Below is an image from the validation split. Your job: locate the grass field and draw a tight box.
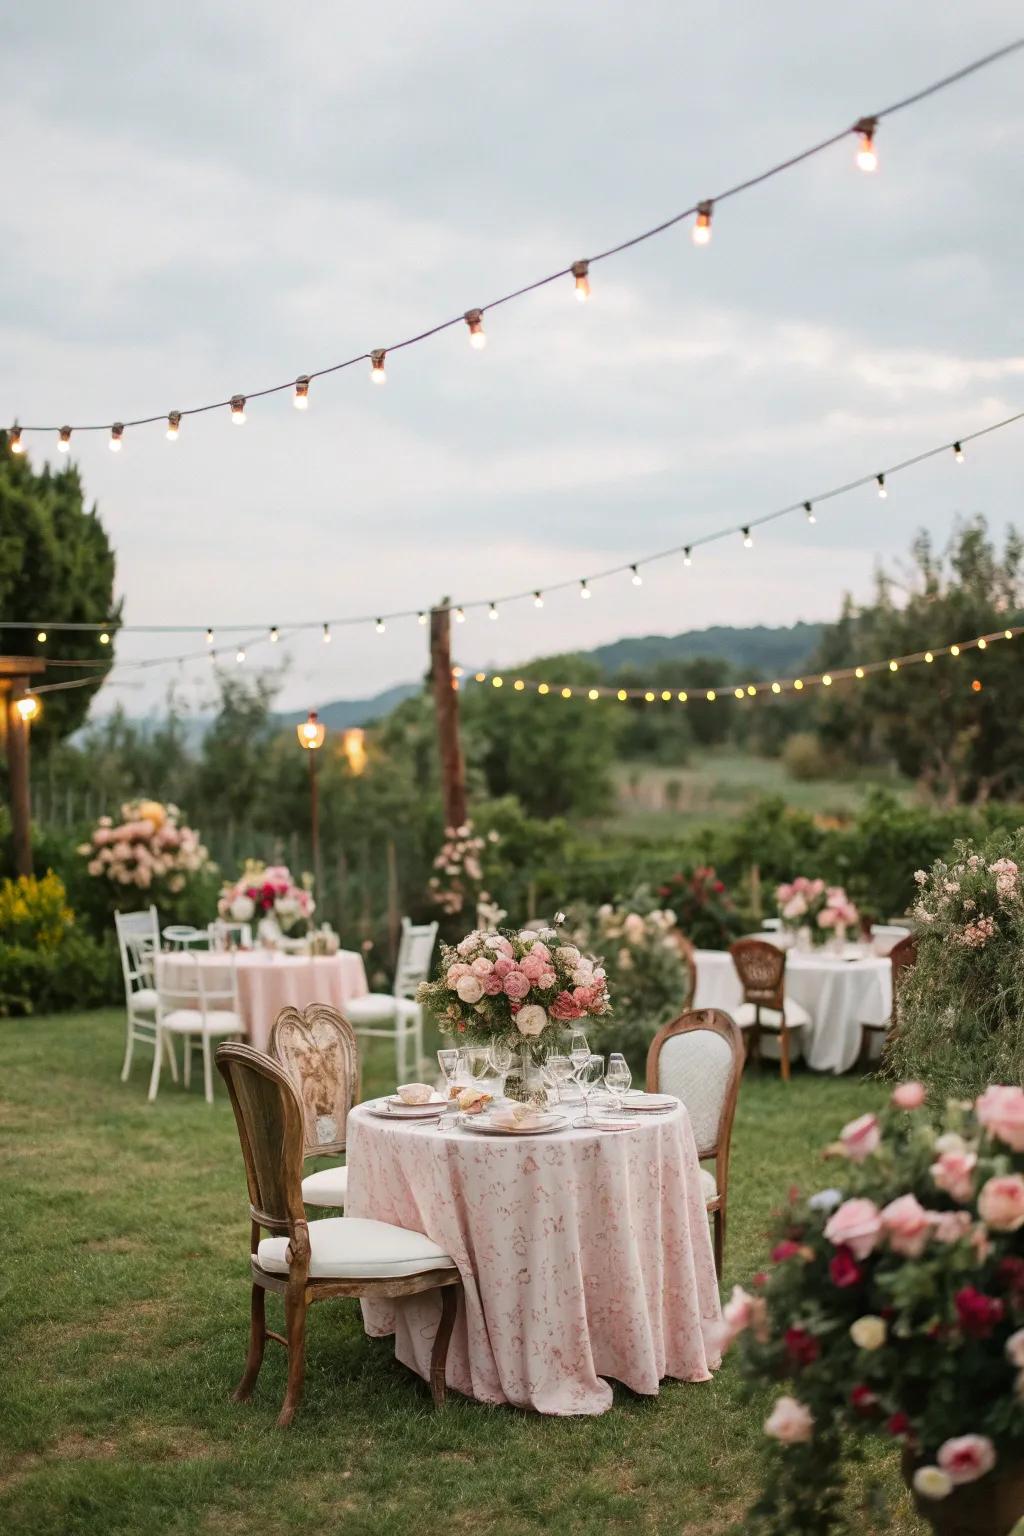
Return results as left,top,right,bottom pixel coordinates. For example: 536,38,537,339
0,1010,928,1535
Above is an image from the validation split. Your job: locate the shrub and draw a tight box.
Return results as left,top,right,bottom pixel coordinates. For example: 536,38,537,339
782,731,833,782
0,872,118,1015
656,865,744,949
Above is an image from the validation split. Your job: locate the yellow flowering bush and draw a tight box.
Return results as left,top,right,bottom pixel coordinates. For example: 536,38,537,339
0,871,114,1015
0,872,75,952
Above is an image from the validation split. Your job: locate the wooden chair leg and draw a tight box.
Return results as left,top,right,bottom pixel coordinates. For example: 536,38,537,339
779,1024,791,1082
278,1289,308,1428
859,1025,874,1073
430,1284,459,1407
233,1280,267,1402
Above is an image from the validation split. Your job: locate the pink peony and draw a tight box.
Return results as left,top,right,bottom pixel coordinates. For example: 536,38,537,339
549,990,584,1022
840,1113,881,1163
445,962,471,989
502,969,531,1001
492,955,515,979
764,1396,814,1445
931,1210,973,1245
536,970,557,989
528,941,550,962
515,1004,548,1037
978,1174,1024,1232
937,1435,996,1487
881,1194,932,1258
571,984,595,1009
481,972,504,996
824,1198,883,1260
892,1081,926,1110
519,951,548,982
976,1085,1024,1152
931,1149,978,1204
455,974,484,1005
469,956,495,978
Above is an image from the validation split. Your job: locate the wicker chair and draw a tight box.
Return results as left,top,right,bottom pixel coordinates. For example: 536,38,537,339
216,1042,461,1426
859,932,919,1070
270,1004,360,1211
729,938,810,1081
646,1008,743,1273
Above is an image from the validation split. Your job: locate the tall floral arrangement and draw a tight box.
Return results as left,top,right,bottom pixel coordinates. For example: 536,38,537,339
219,860,315,934
888,832,1024,1098
78,800,211,904
418,923,611,1053
723,1083,1024,1535
775,877,859,943
427,820,501,918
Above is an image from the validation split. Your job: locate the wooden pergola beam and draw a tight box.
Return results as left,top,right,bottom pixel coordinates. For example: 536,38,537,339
0,656,46,878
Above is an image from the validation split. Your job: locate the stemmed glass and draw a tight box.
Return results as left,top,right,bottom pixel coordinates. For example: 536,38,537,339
437,1048,460,1095
487,1040,513,1096
569,1030,590,1086
437,1048,463,1135
579,1054,605,1097
543,1053,574,1104
605,1053,632,1097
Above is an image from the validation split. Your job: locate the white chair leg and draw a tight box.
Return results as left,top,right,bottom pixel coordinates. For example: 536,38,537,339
201,1034,213,1104
164,1032,179,1082
147,1025,164,1102
183,1036,192,1089
121,1019,135,1082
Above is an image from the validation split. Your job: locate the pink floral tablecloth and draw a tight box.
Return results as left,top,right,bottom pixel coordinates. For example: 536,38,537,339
345,1102,722,1416
156,950,368,1051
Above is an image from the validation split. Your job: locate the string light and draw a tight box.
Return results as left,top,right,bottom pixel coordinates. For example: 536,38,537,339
746,685,756,696
794,679,804,690
742,526,753,548
678,690,688,702
455,607,466,623
972,678,983,692
99,631,110,645
822,674,833,687
370,350,387,384
514,679,525,691
580,580,591,599
58,426,71,452
1006,629,1014,640
617,689,628,701
492,676,503,688
205,628,214,645
10,427,24,454
925,651,934,663
589,688,600,701
236,647,246,663
950,644,960,656
561,687,572,699
706,689,717,702
771,682,782,694
854,115,879,172
538,683,550,695
293,376,310,409
109,422,124,452
166,411,181,441
322,622,331,643
630,564,643,586
977,637,987,650
855,666,865,678
36,630,47,643
953,441,965,462
418,611,428,625
734,687,745,700
804,501,816,524
683,547,692,567
465,309,486,349
693,200,713,245
876,473,887,498
270,625,279,643
534,591,544,608
644,691,655,703
488,603,499,621
375,618,385,633
571,259,591,301
230,395,247,425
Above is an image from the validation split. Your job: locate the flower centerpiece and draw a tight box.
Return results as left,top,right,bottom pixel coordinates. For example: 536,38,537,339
657,865,742,949
723,1082,1024,1535
418,923,611,1092
218,860,315,941
775,877,860,946
79,800,211,905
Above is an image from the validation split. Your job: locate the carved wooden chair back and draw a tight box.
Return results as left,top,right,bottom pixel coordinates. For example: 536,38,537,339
216,1043,307,1241
269,1004,360,1159
730,938,786,1010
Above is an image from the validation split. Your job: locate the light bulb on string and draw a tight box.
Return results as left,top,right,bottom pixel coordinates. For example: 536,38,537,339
977,637,987,650
322,623,332,644
454,607,466,624
205,628,214,645
855,667,865,679
683,547,692,567
99,631,111,646
269,625,279,644
293,376,310,409
58,426,72,452
950,645,960,657
1006,630,1014,641
854,116,878,172
804,501,816,524
925,651,934,663
109,422,124,452
464,309,486,349
742,526,753,549
533,591,544,608
876,473,887,499
580,579,591,599
375,618,385,634
230,395,247,425
692,200,713,245
236,648,246,663
953,441,965,463
889,660,899,672
488,603,499,621
571,259,591,302
36,630,47,643
166,411,181,441
630,564,643,586
10,427,24,454
417,611,427,626
370,350,387,384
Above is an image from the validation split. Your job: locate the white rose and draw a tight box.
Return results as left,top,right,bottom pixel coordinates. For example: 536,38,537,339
555,945,580,966
572,962,595,986
456,974,484,1004
537,928,557,941
457,932,483,956
913,1466,953,1501
518,929,538,943
850,1315,887,1351
230,895,255,922
515,1004,548,1037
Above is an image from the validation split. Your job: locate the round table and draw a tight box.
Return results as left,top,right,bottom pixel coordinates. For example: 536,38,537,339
155,949,368,1051
344,1100,722,1416
693,946,892,1074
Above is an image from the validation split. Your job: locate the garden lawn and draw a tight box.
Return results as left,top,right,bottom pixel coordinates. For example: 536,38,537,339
1,1009,927,1536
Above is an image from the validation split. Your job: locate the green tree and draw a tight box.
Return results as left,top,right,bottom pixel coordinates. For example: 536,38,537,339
0,432,120,745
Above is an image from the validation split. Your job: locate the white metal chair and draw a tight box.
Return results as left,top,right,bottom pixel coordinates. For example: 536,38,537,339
115,907,177,1084
345,918,438,1081
646,1008,744,1274
208,920,253,950
150,951,246,1104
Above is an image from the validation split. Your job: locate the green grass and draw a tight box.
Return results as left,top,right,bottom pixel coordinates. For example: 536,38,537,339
0,1010,927,1535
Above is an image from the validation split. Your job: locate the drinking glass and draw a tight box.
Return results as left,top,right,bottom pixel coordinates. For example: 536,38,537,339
569,1031,591,1082
488,1041,513,1075
606,1053,632,1096
437,1048,460,1092
543,1053,575,1101
579,1053,604,1096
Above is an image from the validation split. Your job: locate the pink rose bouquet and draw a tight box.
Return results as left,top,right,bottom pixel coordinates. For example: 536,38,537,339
78,800,211,904
218,859,315,933
724,1083,1024,1533
775,876,860,944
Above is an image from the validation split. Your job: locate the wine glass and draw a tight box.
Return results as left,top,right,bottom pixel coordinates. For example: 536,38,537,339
606,1053,632,1097
543,1053,574,1102
579,1053,604,1097
488,1040,513,1075
437,1048,460,1095
569,1030,590,1083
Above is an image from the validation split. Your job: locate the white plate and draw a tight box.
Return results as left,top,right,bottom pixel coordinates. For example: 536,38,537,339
387,1091,447,1107
623,1092,677,1112
366,1099,445,1119
461,1112,569,1136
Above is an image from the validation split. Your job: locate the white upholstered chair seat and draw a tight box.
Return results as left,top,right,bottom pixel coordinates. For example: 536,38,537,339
160,1008,244,1036
345,993,419,1025
301,1165,349,1207
130,987,158,1013
257,1216,455,1280
734,998,811,1030
700,1167,718,1204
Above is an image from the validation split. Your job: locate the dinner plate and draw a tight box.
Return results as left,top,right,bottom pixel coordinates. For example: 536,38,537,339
366,1098,445,1119
623,1092,677,1112
461,1111,569,1136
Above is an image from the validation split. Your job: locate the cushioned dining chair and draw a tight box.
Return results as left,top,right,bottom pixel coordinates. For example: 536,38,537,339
346,917,438,1081
114,907,175,1083
646,1009,743,1274
270,1004,360,1212
150,950,246,1103
859,931,919,1070
729,938,810,1082
216,1042,461,1427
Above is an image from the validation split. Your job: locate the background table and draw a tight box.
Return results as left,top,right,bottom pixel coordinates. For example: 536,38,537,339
156,949,368,1051
693,946,891,1074
345,1101,721,1416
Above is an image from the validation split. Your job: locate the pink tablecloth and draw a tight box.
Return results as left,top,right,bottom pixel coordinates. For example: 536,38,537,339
156,950,368,1051
345,1102,722,1416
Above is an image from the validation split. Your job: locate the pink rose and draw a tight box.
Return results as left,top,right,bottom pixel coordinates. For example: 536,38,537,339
482,972,504,996
840,1113,881,1163
455,974,484,1004
571,985,595,1009
519,951,548,982
931,1210,972,1244
446,963,470,989
492,955,514,978
484,934,513,957
710,1285,769,1353
976,1085,1024,1152
502,969,530,1001
764,1396,814,1445
931,1149,977,1204
528,941,550,962
937,1435,996,1486
824,1198,882,1260
978,1174,1024,1232
549,990,584,1022
515,1004,548,1037
881,1194,931,1258
1006,1330,1024,1369
470,956,495,978
891,1081,926,1110
536,970,557,989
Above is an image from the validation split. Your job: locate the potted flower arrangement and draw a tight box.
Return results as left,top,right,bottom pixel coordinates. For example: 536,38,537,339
78,800,211,909
775,877,860,948
720,1082,1024,1535
657,865,742,950
219,860,315,942
418,922,611,1091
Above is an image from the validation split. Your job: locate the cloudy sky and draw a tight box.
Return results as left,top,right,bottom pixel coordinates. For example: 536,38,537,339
3,4,1023,716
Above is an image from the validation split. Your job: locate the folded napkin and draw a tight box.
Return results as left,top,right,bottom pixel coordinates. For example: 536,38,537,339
488,1103,547,1131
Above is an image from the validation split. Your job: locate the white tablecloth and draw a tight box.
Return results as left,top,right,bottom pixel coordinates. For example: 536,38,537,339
693,947,892,1074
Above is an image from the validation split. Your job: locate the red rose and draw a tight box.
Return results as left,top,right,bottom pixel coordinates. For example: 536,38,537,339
772,1240,802,1263
829,1247,863,1288
887,1413,911,1438
784,1327,820,1368
752,1272,768,1290
955,1286,1005,1339
850,1385,878,1416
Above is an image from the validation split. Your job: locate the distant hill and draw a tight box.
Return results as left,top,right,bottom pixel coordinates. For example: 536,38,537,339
276,681,420,732
586,622,823,678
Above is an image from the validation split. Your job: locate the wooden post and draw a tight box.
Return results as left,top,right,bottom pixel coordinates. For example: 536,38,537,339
429,603,468,831
0,657,46,879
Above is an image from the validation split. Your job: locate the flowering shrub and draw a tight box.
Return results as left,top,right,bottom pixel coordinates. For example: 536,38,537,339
427,820,500,918
219,860,314,934
418,922,610,1053
775,876,859,943
656,865,742,949
78,801,211,905
569,890,689,1070
0,872,115,1015
888,831,1024,1098
725,1084,1024,1534
0,871,74,952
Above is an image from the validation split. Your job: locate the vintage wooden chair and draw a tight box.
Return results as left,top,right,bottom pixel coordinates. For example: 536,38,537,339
859,931,919,1070
673,931,698,1009
345,917,438,1081
646,1009,743,1274
269,1004,360,1211
729,938,810,1081
216,1043,460,1427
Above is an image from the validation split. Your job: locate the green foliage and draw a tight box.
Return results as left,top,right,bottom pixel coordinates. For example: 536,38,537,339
0,872,116,1014
654,865,745,949
0,432,120,744
782,731,834,782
